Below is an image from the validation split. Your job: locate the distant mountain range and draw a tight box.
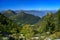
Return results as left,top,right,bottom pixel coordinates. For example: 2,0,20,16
1,10,57,17
0,10,41,25
15,10,57,17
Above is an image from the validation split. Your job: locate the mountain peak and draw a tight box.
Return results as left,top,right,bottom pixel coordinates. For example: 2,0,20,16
2,10,16,17
5,9,16,14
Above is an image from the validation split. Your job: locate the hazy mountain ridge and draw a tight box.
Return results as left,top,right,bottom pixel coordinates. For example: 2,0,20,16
1,10,57,17
15,10,57,17
9,11,41,24
0,10,41,25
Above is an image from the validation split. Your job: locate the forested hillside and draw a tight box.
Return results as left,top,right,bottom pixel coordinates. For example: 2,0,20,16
0,10,60,40
9,11,41,25
0,13,21,38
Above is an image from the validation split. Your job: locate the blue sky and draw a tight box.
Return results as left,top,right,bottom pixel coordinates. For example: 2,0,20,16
0,0,60,11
